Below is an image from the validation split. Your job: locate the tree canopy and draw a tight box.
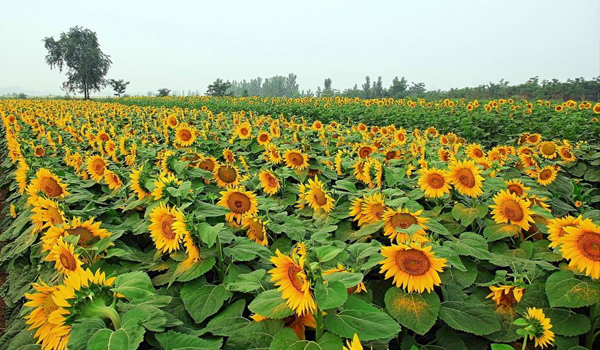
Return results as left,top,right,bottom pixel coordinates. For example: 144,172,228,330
43,26,112,99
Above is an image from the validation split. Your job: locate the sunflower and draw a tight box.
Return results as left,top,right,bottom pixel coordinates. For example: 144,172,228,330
418,168,451,198
528,195,551,212
448,160,484,197
242,215,269,246
490,190,535,230
360,193,387,224
167,114,178,128
197,155,217,172
353,159,368,182
104,170,122,190
343,334,363,350
15,159,30,194
34,145,46,157
538,141,557,159
536,166,557,186
213,163,241,188
175,123,196,146
505,179,530,197
27,168,69,201
42,217,111,252
130,165,151,199
218,187,258,224
152,173,182,200
269,247,316,316
31,197,65,233
235,122,252,139
466,143,486,160
349,197,369,226
322,264,367,293
24,281,72,350
561,219,600,279
526,133,542,145
557,146,576,163
357,144,376,158
547,215,581,249
259,170,280,195
284,149,310,171
379,243,447,293
382,207,429,243
257,131,271,145
304,177,335,213
523,308,555,348
149,203,188,254
265,144,283,164
223,148,236,163
251,313,316,340
45,237,83,276
486,285,524,308
86,155,107,182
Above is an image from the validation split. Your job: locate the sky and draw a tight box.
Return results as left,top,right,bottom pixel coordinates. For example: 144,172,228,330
1,0,599,96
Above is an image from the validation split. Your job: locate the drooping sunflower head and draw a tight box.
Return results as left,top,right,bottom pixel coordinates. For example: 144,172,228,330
259,170,280,195
537,166,557,186
104,170,123,190
524,307,555,349
284,149,310,171
213,163,241,188
149,203,188,254
504,179,530,197
547,215,581,249
304,177,335,213
382,207,429,244
218,187,258,224
561,219,600,279
86,155,107,182
130,165,152,200
379,243,447,293
418,167,451,198
448,160,484,197
361,193,387,224
486,285,524,308
197,155,217,172
152,173,183,200
242,214,269,246
490,190,535,231
268,249,316,316
28,168,69,201
45,237,82,276
31,197,65,233
42,216,111,252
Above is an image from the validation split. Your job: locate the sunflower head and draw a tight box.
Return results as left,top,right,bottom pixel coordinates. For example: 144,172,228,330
149,203,188,254
268,247,316,316
242,215,269,246
86,155,107,182
304,177,335,213
213,163,241,188
382,207,429,244
490,190,535,230
418,168,451,198
522,307,555,349
505,179,530,197
175,123,196,146
45,237,82,276
218,187,258,224
537,166,557,186
486,285,524,308
284,149,310,170
259,170,280,196
448,160,484,198
28,168,69,201
561,219,600,279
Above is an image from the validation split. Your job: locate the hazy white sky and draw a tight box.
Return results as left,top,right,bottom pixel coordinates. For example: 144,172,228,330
1,0,599,96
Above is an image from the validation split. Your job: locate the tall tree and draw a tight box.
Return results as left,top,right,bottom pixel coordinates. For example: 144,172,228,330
362,76,371,99
322,78,334,97
43,26,112,99
107,79,129,97
389,76,408,98
157,88,171,97
206,79,232,96
373,76,384,98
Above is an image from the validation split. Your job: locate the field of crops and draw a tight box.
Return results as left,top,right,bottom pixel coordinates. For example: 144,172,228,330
0,98,599,350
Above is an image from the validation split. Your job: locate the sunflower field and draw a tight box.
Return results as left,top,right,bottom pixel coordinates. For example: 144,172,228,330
0,98,599,350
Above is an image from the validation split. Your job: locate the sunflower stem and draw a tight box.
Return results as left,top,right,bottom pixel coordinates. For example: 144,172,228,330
315,306,324,341
82,301,122,330
215,233,225,283
585,303,598,349
521,335,528,350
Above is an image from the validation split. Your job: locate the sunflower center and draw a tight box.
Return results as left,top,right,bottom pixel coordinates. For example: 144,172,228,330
507,184,524,196
391,213,418,229
92,159,105,175
99,133,110,142
40,177,63,197
240,128,249,136
372,204,386,220
539,169,552,180
561,149,573,158
199,159,215,172
228,192,251,213
427,174,445,189
473,149,484,158
503,200,524,221
578,232,600,261
35,147,45,156
218,166,238,183
160,215,176,239
499,290,517,307
47,207,63,225
248,221,265,240
67,227,96,247
456,168,475,188
288,152,305,166
59,251,77,271
266,175,278,187
541,143,556,155
43,294,59,316
259,134,269,142
311,188,328,206
359,147,372,158
396,249,431,276
287,265,305,292
386,151,398,160
179,129,192,142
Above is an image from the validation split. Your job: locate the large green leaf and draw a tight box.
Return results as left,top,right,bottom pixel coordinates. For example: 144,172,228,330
155,330,222,350
180,279,228,323
545,271,600,308
452,203,487,226
444,232,491,260
269,329,343,350
248,289,295,319
544,308,591,337
315,281,347,310
385,288,440,335
325,296,401,341
439,300,500,336
113,271,157,303
225,269,266,293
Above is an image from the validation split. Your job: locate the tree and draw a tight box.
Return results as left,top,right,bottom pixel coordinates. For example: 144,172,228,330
107,79,129,97
362,76,371,99
389,76,408,98
372,76,384,98
322,78,334,97
206,79,232,96
157,88,171,97
43,26,112,99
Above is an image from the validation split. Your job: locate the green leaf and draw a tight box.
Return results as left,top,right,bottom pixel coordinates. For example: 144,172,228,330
315,281,348,310
325,296,401,341
197,222,224,248
87,329,129,350
544,308,591,336
490,344,515,350
113,271,156,303
444,232,491,260
452,203,487,226
483,222,521,242
269,216,307,241
203,300,250,336
440,257,477,289
316,246,343,263
180,279,228,323
545,271,600,308
156,330,222,350
334,179,358,193
439,300,501,336
427,218,450,236
69,318,107,350
224,237,272,262
195,201,230,217
269,329,343,350
248,289,295,319
173,256,216,283
323,272,363,288
226,269,266,293
385,288,440,335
